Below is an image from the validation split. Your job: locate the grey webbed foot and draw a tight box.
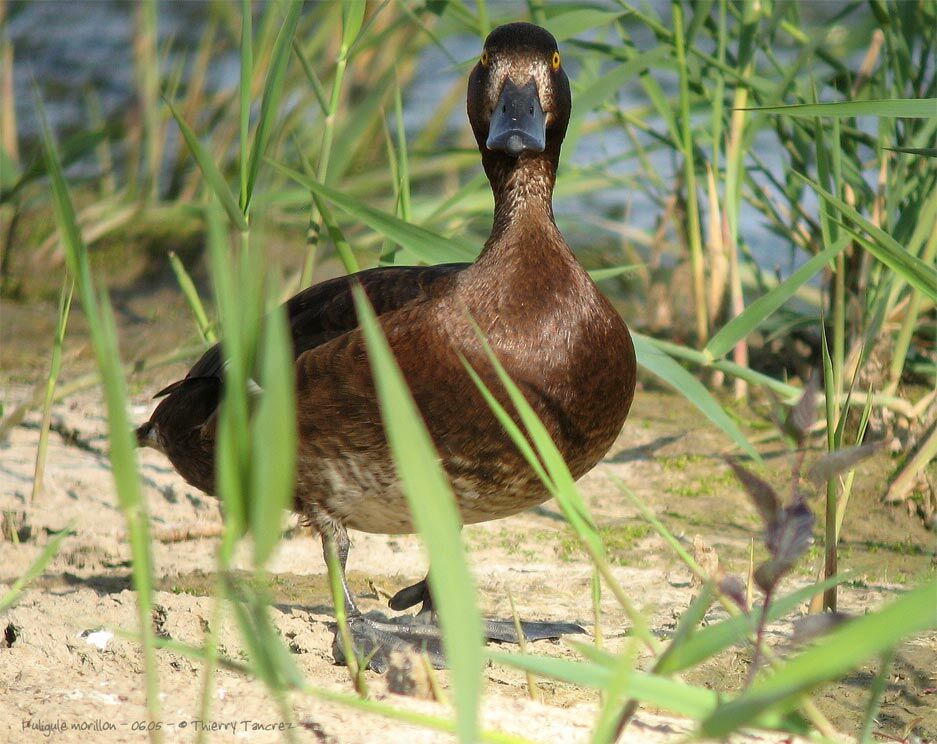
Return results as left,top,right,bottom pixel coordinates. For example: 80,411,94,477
386,574,586,645
327,546,584,673
482,618,586,643
330,613,584,674
331,614,446,673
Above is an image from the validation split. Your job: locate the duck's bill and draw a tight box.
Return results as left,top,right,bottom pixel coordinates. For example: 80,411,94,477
486,79,546,156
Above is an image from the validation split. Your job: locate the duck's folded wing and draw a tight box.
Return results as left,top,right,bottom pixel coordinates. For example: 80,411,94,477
155,262,467,397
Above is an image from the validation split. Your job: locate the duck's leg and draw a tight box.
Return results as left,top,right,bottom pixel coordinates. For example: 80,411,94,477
325,525,359,614
323,528,446,672
389,573,586,643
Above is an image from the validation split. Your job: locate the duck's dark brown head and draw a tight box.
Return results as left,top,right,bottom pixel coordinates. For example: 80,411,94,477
467,23,571,233
467,23,571,166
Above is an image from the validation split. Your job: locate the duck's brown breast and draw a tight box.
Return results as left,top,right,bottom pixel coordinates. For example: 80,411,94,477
290,252,635,534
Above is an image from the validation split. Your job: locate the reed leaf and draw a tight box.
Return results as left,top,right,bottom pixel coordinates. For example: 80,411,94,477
238,0,252,210
587,264,642,282
353,286,482,744
0,525,74,613
632,333,760,460
40,100,163,739
248,304,296,567
165,97,248,231
270,160,477,262
654,574,853,675
168,251,215,344
705,237,849,360
341,0,366,52
700,580,937,737
31,276,73,502
791,171,937,300
244,1,301,211
543,9,629,41
745,98,937,117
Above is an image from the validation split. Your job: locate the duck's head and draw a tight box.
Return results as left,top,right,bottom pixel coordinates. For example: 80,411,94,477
467,23,571,163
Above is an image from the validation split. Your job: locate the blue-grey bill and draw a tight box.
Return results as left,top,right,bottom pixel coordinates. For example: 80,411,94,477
486,78,546,156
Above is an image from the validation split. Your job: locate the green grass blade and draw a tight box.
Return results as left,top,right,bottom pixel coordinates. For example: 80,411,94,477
341,0,366,53
0,128,108,203
168,251,216,344
270,159,477,262
144,630,531,743
673,0,708,343
587,264,643,282
700,580,937,738
463,329,601,552
206,202,248,536
461,324,656,650
31,276,74,502
238,0,252,211
40,101,163,738
543,9,629,41
791,170,937,300
458,358,552,488
249,303,296,566
705,237,849,360
291,39,328,113
393,78,412,223
244,0,301,210
610,474,706,579
0,525,74,612
574,49,670,117
654,574,853,675
858,650,896,744
834,218,937,302
611,471,855,677
312,192,360,274
744,99,937,117
884,146,937,157
352,286,482,744
632,333,760,461
652,581,717,670
487,651,719,719
324,538,366,693
590,639,639,744
165,97,248,231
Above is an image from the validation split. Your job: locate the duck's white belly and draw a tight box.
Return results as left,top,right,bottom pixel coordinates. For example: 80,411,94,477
301,456,550,534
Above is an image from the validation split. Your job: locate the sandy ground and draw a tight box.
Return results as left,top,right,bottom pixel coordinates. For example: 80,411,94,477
1,378,934,743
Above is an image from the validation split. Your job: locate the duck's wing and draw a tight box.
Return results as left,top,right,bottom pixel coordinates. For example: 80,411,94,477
155,262,467,397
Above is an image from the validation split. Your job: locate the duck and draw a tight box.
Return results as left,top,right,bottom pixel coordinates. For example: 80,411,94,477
137,21,636,671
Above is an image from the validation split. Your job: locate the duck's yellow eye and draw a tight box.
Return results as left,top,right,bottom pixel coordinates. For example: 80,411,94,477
551,51,561,70
480,50,489,67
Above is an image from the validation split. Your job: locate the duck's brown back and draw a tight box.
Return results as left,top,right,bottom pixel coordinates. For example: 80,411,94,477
140,264,464,500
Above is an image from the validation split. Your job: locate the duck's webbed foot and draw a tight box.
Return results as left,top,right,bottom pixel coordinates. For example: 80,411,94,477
323,533,447,673
331,614,446,674
332,597,583,674
480,617,586,642
387,574,587,644
327,542,585,674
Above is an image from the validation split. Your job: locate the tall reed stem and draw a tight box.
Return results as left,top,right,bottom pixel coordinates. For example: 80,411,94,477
135,0,160,200
673,1,708,343
301,8,356,287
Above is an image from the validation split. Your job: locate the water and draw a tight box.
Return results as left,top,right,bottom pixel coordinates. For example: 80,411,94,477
6,1,871,276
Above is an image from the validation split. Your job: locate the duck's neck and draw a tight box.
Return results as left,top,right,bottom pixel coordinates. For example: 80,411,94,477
482,150,560,247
